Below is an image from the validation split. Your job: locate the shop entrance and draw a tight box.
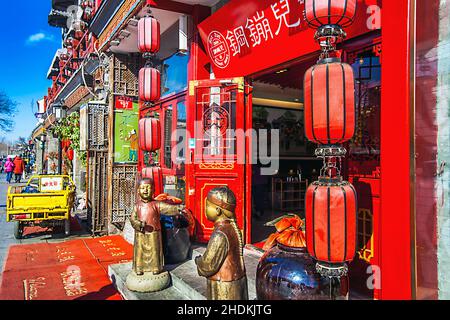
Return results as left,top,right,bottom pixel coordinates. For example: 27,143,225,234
186,78,251,243
249,55,323,245
247,38,382,299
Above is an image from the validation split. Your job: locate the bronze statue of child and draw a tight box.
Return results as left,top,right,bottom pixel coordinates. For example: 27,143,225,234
195,186,248,300
126,177,186,293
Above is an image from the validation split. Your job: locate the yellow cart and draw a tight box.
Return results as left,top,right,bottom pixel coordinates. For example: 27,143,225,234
6,175,76,239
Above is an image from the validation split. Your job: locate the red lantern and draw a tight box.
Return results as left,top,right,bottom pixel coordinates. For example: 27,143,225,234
139,67,161,102
305,0,357,29
138,16,160,54
305,177,357,269
67,149,74,161
139,118,161,152
304,58,355,145
141,166,164,196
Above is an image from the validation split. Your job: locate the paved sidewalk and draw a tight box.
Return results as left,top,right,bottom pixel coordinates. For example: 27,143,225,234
0,173,21,269
0,173,91,275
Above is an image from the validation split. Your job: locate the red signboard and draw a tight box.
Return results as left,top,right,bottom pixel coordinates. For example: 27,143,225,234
198,0,382,78
115,96,133,110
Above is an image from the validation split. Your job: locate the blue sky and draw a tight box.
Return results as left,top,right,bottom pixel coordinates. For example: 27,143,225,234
0,2,61,143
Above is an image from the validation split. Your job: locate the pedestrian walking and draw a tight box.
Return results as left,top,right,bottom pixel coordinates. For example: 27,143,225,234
4,157,15,183
13,156,25,183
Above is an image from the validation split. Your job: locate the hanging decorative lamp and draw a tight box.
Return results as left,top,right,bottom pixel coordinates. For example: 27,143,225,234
305,176,357,277
303,57,355,148
139,67,161,102
305,0,357,29
138,118,161,152
305,0,357,59
138,16,160,54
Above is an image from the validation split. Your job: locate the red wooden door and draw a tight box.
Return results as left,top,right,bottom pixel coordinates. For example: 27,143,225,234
186,78,251,243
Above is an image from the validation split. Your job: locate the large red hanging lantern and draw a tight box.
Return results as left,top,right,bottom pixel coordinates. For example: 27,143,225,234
139,118,161,152
141,166,164,196
304,58,355,146
138,16,160,54
139,67,161,102
305,177,357,276
305,0,357,29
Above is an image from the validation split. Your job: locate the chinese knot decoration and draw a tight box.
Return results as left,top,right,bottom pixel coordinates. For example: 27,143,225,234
303,0,357,278
138,14,161,103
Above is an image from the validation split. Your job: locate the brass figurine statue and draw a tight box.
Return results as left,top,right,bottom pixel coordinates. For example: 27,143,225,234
195,186,248,300
126,177,186,293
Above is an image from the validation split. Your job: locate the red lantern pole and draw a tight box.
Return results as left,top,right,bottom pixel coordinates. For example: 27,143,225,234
137,9,163,189
303,0,358,279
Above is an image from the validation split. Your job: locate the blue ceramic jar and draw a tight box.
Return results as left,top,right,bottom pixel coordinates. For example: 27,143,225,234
256,242,349,300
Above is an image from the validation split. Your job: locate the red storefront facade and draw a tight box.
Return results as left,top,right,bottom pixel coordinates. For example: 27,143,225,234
136,0,411,299
57,0,447,300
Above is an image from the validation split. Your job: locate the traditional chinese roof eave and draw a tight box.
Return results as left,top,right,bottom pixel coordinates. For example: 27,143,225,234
53,57,100,106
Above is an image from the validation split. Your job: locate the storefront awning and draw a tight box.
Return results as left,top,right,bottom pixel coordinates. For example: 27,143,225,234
89,0,126,37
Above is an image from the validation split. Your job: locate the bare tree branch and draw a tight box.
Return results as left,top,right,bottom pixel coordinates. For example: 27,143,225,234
0,91,18,133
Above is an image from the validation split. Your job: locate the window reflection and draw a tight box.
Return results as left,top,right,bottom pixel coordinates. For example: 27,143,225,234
161,54,189,98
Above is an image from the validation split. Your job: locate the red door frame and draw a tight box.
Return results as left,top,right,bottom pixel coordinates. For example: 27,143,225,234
379,0,414,300
185,78,251,243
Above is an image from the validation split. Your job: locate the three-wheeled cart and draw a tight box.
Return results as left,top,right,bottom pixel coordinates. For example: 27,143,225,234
6,175,76,239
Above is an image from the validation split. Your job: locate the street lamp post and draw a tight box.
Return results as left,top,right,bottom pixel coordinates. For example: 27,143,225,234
40,135,47,174
53,103,67,175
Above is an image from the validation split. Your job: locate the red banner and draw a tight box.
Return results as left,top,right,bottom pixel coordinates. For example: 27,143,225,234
198,0,382,78
115,96,133,110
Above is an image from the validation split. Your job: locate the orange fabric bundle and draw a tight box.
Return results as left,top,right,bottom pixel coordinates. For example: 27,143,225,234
154,193,183,204
263,215,307,251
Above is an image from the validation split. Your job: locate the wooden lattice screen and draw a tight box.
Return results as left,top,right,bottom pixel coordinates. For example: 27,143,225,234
111,164,138,223
87,151,109,235
112,54,142,97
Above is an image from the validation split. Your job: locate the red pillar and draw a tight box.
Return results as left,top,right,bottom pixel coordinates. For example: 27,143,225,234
380,0,414,299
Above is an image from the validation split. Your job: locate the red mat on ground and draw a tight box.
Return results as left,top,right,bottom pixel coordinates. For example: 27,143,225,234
82,236,133,263
0,263,122,300
3,240,96,272
0,236,133,300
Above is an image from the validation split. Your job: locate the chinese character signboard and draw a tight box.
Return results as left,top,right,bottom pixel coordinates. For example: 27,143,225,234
115,96,133,110
198,0,381,78
41,177,63,192
114,97,139,163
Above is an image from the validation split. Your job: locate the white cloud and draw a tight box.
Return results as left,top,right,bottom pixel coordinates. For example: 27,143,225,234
26,32,54,45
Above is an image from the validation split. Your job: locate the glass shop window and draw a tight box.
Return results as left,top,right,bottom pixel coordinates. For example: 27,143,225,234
161,54,189,98
175,101,187,176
